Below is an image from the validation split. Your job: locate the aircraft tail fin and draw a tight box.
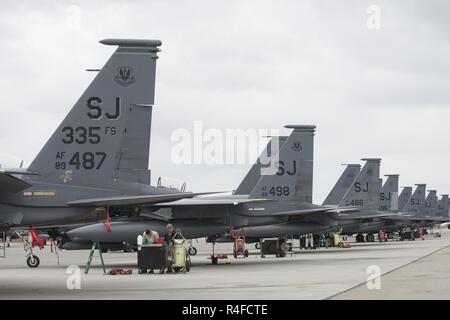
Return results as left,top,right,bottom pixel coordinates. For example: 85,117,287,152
402,184,426,216
436,194,449,217
339,158,381,211
322,164,360,206
398,186,412,212
378,174,399,212
249,125,315,202
234,136,288,195
424,190,438,216
28,39,162,186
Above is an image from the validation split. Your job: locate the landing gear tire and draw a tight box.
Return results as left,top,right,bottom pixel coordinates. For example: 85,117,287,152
186,256,191,272
188,247,197,256
355,234,365,242
26,255,40,268
366,234,375,242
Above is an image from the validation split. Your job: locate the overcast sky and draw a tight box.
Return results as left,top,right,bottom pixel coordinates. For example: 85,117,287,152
0,0,449,203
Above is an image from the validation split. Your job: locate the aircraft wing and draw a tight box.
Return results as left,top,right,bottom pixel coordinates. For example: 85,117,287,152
380,214,415,221
237,204,360,218
350,212,399,220
423,216,450,223
0,172,32,193
67,192,226,207
155,198,268,207
323,206,360,214
245,207,331,217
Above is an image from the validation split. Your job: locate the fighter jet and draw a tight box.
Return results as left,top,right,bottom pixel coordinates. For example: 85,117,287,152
376,183,448,232
405,187,450,227
64,142,391,246
208,163,363,242
64,125,368,247
0,39,224,267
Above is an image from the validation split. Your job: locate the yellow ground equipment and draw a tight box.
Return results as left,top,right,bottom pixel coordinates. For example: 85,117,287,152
332,233,344,247
171,233,191,273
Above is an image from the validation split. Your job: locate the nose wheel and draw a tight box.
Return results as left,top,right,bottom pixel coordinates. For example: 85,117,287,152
26,255,40,268
188,246,197,256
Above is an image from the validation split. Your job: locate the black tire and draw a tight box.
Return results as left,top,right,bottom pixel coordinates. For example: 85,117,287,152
244,250,249,258
366,234,375,242
186,257,191,272
188,247,197,256
355,234,365,242
255,243,261,250
26,255,40,268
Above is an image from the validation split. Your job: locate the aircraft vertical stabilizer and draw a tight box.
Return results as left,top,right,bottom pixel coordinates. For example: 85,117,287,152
402,184,426,216
234,136,288,195
249,125,315,202
28,39,162,186
322,164,360,206
379,174,399,212
339,158,381,211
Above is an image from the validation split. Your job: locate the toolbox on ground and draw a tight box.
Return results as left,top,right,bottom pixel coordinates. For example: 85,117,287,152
137,244,167,273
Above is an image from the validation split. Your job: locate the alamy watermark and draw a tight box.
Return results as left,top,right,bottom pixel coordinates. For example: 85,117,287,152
366,5,381,30
171,121,281,174
366,265,381,290
65,5,82,31
66,265,81,290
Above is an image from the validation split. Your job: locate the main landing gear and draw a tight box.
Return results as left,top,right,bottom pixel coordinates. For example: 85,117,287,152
355,233,375,243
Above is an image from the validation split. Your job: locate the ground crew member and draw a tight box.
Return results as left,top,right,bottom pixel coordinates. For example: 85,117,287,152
163,224,183,273
142,229,159,244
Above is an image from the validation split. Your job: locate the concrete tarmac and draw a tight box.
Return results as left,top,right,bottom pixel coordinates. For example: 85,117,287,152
1,229,449,299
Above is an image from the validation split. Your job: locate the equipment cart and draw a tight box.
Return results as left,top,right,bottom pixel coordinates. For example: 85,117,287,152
137,244,168,274
260,239,286,258
171,238,191,273
233,235,249,258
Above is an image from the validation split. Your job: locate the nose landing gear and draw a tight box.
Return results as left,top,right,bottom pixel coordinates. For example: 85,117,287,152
26,254,40,268
17,227,46,268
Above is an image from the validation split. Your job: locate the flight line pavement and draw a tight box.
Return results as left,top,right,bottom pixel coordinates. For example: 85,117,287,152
1,229,449,299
